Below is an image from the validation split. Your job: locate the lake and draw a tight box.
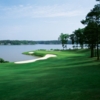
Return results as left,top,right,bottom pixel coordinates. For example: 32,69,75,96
0,44,73,62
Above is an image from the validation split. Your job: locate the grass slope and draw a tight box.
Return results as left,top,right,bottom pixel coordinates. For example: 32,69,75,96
0,50,100,100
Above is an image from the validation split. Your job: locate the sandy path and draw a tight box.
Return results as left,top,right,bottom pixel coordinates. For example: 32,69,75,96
14,52,56,64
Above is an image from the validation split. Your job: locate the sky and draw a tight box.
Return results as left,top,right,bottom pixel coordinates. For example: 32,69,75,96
0,0,97,40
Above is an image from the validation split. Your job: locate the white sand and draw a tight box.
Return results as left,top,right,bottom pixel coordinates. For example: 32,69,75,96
14,53,57,64
28,52,34,54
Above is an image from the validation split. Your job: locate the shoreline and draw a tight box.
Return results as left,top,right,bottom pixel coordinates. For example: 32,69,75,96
14,52,57,64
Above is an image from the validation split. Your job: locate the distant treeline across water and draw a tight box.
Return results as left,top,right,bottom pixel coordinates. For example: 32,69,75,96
0,40,72,45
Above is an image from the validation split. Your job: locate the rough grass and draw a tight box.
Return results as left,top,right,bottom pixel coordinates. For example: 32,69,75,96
0,49,100,100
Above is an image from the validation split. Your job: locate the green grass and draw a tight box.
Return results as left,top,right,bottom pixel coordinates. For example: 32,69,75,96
0,49,100,100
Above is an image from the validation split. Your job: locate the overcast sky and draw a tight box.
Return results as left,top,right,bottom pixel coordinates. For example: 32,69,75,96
0,0,97,40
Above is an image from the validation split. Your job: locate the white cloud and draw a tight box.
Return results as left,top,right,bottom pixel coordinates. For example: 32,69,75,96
0,4,87,19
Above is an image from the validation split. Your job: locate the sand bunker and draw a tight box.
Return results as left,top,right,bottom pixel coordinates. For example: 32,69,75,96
14,53,57,64
28,52,34,54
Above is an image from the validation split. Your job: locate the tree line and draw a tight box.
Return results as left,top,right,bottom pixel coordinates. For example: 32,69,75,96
0,40,72,45
0,40,35,45
58,0,100,60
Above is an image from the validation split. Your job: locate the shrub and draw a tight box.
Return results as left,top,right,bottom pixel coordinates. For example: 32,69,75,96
0,58,4,63
0,58,9,63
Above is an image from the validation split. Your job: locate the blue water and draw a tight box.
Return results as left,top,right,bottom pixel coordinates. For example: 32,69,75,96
0,44,73,62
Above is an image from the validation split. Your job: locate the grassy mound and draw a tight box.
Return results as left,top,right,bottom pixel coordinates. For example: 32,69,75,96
0,49,100,100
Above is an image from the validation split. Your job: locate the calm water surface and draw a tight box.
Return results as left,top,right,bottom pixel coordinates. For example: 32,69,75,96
0,44,73,62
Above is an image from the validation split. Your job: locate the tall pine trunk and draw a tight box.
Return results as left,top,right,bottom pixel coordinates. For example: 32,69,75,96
97,43,99,60
96,33,99,60
94,48,97,57
91,44,94,57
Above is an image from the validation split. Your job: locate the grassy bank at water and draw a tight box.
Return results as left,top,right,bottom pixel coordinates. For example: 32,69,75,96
0,49,100,100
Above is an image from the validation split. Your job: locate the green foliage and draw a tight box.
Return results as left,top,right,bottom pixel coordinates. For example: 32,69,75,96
70,33,75,45
0,58,9,63
81,1,100,60
96,0,100,3
58,33,69,50
73,28,85,49
0,58,4,63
